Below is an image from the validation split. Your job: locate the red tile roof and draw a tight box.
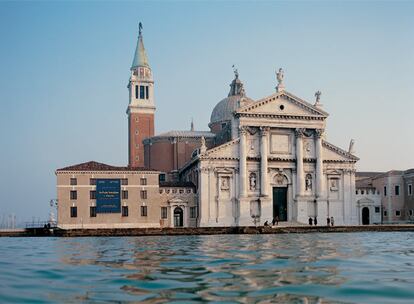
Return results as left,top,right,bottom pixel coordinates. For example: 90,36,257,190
56,161,157,172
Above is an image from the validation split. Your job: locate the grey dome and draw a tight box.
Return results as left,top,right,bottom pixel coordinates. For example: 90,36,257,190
210,95,253,125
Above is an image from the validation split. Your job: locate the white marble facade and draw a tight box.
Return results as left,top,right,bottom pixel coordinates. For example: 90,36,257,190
181,72,359,227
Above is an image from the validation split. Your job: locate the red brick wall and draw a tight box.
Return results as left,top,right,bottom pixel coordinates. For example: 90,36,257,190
145,138,213,173
129,113,154,167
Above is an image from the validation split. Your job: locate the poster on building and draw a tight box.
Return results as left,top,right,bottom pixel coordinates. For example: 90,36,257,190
96,179,121,213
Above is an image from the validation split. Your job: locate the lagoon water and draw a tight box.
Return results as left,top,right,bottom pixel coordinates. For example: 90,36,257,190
1,232,414,303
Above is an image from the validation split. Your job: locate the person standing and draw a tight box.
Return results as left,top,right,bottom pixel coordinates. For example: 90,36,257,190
314,217,318,226
327,217,330,226
330,216,334,227
308,217,313,226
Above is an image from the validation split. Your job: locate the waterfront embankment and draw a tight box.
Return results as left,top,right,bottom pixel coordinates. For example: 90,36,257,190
2,224,414,237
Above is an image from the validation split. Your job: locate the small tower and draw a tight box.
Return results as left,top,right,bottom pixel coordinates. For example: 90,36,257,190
127,23,155,168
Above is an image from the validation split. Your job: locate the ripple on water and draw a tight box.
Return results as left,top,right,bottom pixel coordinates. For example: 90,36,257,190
1,232,414,303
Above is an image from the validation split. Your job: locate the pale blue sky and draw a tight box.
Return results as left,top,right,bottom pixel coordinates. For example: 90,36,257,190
0,1,413,223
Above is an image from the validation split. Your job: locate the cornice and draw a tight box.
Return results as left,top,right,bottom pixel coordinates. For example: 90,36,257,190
55,170,159,175
322,140,359,161
235,112,326,121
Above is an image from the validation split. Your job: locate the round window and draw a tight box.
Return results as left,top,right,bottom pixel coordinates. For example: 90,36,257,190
279,105,285,110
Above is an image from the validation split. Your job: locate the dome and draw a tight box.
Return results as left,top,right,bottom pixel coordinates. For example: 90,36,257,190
209,71,254,126
210,95,253,125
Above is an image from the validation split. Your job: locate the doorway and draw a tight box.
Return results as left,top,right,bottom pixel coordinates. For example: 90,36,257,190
362,207,370,225
174,207,184,227
273,187,288,221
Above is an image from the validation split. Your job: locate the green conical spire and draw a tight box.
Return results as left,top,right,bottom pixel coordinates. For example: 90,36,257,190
131,22,150,70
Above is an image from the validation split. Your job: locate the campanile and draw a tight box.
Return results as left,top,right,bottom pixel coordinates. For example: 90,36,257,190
127,23,155,167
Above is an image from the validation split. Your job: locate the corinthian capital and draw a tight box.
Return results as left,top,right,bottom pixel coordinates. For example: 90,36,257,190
239,126,248,136
315,129,325,138
259,126,270,136
295,128,306,138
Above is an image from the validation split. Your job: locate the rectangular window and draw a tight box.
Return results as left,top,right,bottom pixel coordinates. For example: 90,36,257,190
145,86,149,100
122,190,128,199
90,191,96,200
90,206,96,217
121,178,128,185
140,190,147,199
190,206,197,218
384,186,387,196
70,178,77,185
395,185,400,196
396,210,401,216
135,85,139,99
409,184,412,196
159,174,166,183
140,178,147,185
384,210,388,216
122,206,129,217
161,207,167,219
410,210,413,216
70,206,77,218
70,190,77,200
141,206,148,216
90,178,96,185
375,207,380,213
140,86,145,99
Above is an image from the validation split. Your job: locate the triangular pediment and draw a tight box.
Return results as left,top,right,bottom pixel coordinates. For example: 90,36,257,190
202,138,239,159
237,91,328,118
323,140,359,162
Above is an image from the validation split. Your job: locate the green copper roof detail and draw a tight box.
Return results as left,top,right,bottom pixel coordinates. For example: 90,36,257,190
131,26,150,69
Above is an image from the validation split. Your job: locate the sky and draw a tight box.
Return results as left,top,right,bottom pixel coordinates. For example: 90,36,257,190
0,0,413,223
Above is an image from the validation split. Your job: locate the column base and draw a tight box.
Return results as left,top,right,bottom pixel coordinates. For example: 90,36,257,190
295,196,309,224
316,198,328,226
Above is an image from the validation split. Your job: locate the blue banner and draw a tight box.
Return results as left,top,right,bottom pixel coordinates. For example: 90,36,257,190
96,179,121,213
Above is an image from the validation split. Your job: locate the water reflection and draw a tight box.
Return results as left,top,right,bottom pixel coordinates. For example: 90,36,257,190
1,233,414,303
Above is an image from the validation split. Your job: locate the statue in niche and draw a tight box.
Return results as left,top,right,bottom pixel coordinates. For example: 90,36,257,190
330,179,338,191
249,173,257,191
221,177,230,190
305,174,312,191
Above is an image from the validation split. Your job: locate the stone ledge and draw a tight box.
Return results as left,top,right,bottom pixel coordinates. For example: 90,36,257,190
2,225,414,237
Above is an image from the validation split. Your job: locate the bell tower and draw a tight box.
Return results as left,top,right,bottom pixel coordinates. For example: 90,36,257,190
127,23,155,168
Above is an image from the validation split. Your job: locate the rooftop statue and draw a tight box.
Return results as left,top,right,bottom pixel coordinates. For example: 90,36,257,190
315,90,322,105
276,68,284,85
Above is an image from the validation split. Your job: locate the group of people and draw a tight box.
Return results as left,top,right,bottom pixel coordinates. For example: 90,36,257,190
263,216,280,227
263,216,335,227
309,216,335,226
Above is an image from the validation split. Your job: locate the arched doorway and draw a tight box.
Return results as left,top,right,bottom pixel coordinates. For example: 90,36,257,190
174,207,184,227
362,207,370,225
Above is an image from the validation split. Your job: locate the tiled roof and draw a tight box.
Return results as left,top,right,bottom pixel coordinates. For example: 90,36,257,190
155,130,215,138
159,181,196,188
56,161,156,172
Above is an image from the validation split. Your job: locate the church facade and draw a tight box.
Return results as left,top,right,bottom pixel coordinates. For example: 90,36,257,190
179,72,359,226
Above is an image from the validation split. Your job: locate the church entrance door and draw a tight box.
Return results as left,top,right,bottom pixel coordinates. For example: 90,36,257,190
273,187,288,221
174,207,184,227
362,207,370,225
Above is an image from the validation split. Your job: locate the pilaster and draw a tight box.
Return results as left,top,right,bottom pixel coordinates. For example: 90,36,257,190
260,127,269,197
239,127,247,198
